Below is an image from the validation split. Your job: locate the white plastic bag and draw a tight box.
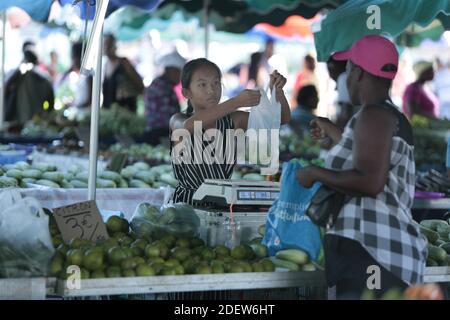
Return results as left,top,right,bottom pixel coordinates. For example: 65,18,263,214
246,88,281,173
0,190,55,278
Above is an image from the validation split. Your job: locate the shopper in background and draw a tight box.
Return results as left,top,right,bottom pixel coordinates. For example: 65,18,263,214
144,51,186,145
327,54,354,129
57,42,92,109
47,50,64,84
103,34,144,113
290,85,318,137
433,59,450,120
4,46,54,127
291,54,318,106
297,35,427,299
402,60,439,119
446,135,450,179
248,39,275,88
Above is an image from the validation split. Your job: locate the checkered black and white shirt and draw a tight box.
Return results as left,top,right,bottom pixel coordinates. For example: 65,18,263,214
326,101,427,285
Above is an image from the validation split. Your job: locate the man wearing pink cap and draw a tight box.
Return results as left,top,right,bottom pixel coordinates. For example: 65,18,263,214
298,35,427,299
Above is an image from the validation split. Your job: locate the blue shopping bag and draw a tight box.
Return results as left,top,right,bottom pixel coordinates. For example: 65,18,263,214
262,160,322,261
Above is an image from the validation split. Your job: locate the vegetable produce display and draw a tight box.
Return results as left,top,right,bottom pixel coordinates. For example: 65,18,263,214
108,143,171,164
419,219,450,267
0,161,177,189
47,206,283,278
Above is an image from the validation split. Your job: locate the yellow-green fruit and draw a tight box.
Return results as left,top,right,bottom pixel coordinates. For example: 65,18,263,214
171,247,191,261
151,262,165,274
52,236,63,248
239,262,252,272
122,247,134,259
214,245,230,257
119,236,134,246
122,269,137,277
212,264,225,274
80,268,90,279
121,258,138,270
182,260,197,274
144,244,160,258
174,265,185,275
131,239,148,251
196,265,212,274
136,264,156,277
228,265,245,273
69,238,85,249
250,244,268,259
201,248,215,260
91,269,106,279
251,262,265,272
176,238,190,248
159,267,176,276
261,259,275,272
112,232,127,240
106,216,125,234
107,246,128,266
242,245,254,260
130,246,143,256
83,249,104,271
190,237,205,248
133,256,147,266
147,257,165,265
161,234,177,248
106,266,122,278
101,238,118,251
157,244,169,259
230,246,247,260
164,258,181,268
56,243,69,256
66,249,84,267
49,255,64,276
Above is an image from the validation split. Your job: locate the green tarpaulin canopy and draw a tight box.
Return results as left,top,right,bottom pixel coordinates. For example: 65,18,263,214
314,0,450,61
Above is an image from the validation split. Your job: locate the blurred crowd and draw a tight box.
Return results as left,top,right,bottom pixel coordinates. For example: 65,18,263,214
4,35,450,141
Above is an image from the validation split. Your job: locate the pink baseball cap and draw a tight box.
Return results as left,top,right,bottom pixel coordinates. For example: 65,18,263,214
332,35,399,80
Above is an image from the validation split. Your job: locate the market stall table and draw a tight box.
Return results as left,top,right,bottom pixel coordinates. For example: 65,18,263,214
413,198,450,210
54,271,327,298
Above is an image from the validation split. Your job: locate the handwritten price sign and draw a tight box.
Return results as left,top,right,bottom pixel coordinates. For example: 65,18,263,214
53,200,109,244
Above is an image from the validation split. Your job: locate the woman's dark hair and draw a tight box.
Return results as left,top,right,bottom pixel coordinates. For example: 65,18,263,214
248,52,262,83
296,85,318,109
181,58,222,116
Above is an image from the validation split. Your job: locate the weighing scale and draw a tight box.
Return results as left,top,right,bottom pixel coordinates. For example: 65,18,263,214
192,179,280,209
193,179,280,246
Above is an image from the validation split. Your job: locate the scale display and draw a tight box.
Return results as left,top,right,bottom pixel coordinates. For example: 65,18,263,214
237,190,279,201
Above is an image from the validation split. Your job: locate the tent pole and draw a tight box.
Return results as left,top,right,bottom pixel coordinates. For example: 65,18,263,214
0,11,6,128
203,0,210,58
87,25,103,201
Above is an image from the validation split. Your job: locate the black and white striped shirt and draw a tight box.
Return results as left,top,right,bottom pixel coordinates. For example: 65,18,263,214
171,115,236,204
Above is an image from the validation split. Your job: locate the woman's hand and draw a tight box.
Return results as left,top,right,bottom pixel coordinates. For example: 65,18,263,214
297,166,317,188
310,117,342,144
234,89,261,109
269,70,287,92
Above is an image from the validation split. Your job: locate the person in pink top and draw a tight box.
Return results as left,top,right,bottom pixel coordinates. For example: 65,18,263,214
402,61,440,119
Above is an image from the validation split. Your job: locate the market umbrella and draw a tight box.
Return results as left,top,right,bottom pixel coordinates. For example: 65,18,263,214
105,7,254,43
395,19,446,48
313,0,450,61
248,15,321,40
58,0,163,20
154,0,346,33
0,0,54,22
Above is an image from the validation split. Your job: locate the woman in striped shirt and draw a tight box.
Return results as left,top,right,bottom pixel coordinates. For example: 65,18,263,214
169,58,291,204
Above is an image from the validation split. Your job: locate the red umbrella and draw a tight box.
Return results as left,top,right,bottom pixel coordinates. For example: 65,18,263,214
253,14,321,39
